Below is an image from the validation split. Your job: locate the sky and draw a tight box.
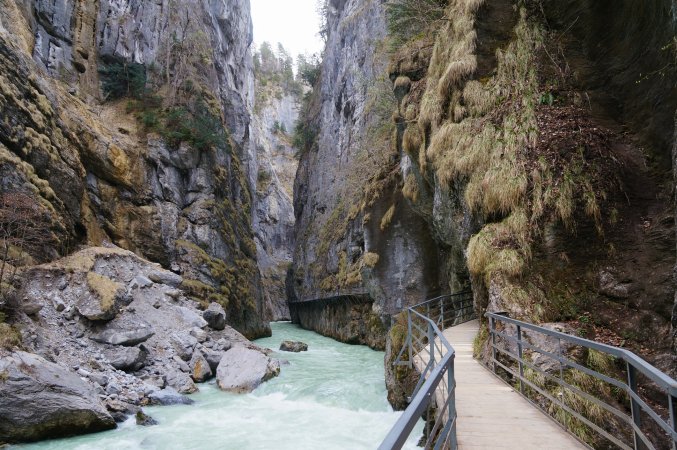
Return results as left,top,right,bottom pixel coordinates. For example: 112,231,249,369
250,0,324,59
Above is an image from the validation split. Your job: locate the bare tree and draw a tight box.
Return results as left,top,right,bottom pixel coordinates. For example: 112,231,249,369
0,191,53,312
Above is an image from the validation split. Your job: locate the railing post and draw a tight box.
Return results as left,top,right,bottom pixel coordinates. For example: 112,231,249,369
448,358,457,450
407,310,413,369
627,362,643,449
668,391,677,450
429,322,435,364
440,297,445,328
490,315,497,374
517,324,524,394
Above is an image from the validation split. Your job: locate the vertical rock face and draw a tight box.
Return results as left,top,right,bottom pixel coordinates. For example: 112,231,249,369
290,0,676,374
289,0,445,345
252,92,299,321
0,0,269,338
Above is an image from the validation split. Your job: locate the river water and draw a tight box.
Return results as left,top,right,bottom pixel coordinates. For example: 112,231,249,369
17,322,422,450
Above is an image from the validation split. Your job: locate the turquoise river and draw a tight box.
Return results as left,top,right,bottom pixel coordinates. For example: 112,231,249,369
15,322,423,450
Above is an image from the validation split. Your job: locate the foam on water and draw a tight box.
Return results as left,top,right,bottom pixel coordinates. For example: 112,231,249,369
16,322,423,450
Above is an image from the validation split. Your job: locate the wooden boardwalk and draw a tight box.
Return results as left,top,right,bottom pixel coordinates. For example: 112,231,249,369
442,320,585,449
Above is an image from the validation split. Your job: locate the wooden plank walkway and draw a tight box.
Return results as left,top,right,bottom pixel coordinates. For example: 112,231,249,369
442,320,586,449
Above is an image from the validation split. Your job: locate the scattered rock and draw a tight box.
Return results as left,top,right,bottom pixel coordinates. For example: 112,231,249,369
171,331,198,361
0,351,115,443
130,275,153,290
203,302,226,330
90,325,155,346
148,270,182,287
203,350,224,373
172,354,190,372
190,327,208,343
176,306,208,329
76,273,124,321
216,346,280,393
165,369,198,394
165,289,181,300
189,350,212,382
135,410,158,426
279,340,308,352
22,301,43,316
105,346,148,372
148,387,194,406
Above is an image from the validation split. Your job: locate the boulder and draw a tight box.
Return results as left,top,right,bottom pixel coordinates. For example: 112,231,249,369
176,306,208,329
189,351,212,382
105,346,147,372
190,326,208,343
0,351,115,443
279,340,308,352
76,273,125,321
165,369,198,394
171,331,198,361
148,270,183,287
135,410,158,426
148,387,194,406
203,302,226,330
90,324,154,346
216,346,280,393
203,350,224,373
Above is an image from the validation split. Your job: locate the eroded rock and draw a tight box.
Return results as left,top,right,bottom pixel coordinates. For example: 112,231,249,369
279,340,308,352
216,346,280,393
0,351,115,443
203,302,227,330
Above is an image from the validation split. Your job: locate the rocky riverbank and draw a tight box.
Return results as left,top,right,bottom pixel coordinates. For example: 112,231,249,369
0,246,280,444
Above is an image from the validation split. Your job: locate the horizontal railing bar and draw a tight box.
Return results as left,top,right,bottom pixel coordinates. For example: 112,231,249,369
487,313,677,394
491,330,629,391
491,357,634,450
491,330,677,438
490,343,634,426
409,291,473,310
379,352,455,450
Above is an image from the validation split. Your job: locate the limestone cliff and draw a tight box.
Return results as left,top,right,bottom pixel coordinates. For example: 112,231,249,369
290,0,677,371
252,78,299,321
289,0,445,348
0,0,269,338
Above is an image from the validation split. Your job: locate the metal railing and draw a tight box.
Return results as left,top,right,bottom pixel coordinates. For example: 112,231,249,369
380,292,476,450
487,312,677,450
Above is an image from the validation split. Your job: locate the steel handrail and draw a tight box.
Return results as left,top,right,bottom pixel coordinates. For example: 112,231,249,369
486,312,677,450
381,292,475,450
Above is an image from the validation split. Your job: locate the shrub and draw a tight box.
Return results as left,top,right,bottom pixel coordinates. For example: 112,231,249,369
99,57,147,100
386,0,449,46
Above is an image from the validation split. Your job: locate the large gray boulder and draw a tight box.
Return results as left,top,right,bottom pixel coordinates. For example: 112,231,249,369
0,352,115,443
104,346,147,372
203,302,226,330
90,323,155,346
216,346,280,393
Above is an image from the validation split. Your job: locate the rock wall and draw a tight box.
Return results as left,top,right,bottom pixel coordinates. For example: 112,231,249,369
289,0,446,343
291,0,676,377
0,0,269,338
289,296,386,350
388,0,676,374
252,92,298,321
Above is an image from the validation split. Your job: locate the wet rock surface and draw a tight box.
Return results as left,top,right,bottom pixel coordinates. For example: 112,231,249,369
279,340,308,352
216,346,281,393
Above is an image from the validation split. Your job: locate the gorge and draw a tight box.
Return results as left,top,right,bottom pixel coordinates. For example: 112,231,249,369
0,0,675,448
